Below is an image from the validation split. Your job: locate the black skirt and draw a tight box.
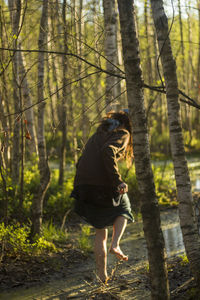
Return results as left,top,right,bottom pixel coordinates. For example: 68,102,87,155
71,184,134,229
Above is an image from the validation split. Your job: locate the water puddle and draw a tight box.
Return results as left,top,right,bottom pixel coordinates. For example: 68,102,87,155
161,209,185,257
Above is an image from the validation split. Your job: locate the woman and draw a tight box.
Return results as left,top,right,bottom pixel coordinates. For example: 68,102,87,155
71,110,134,283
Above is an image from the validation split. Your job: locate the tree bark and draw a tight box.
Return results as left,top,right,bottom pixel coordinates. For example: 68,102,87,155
117,1,170,299
103,0,119,112
31,0,50,237
195,0,200,129
8,0,21,186
18,50,37,155
58,0,68,186
150,0,200,285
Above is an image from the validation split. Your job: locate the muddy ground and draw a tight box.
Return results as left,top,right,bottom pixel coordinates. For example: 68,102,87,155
0,209,199,300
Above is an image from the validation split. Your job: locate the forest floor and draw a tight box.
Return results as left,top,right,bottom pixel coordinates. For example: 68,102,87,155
0,209,199,300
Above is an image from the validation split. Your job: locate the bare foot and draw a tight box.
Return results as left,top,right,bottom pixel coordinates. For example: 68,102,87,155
109,247,128,261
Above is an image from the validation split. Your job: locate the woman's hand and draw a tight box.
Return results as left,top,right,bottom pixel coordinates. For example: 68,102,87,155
118,182,128,194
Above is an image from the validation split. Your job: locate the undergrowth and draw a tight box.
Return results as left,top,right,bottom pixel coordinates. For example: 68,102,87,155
0,222,68,259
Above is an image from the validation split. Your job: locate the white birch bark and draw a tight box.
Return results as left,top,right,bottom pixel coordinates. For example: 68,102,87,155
31,0,50,237
117,1,169,299
150,0,200,284
103,0,118,112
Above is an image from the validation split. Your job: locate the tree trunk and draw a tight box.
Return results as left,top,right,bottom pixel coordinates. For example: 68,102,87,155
103,0,119,112
8,0,21,186
117,1,170,299
150,0,200,285
31,0,50,237
58,0,68,186
18,50,37,155
77,0,88,143
195,0,200,130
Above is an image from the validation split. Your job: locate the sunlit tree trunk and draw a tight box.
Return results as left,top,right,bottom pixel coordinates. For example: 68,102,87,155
185,2,193,140
103,0,119,112
195,0,200,131
117,1,170,299
144,0,155,128
92,0,102,119
150,0,200,285
31,0,50,237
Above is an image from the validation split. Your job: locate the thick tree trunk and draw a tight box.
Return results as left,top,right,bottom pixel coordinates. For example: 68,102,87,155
103,0,119,112
31,0,50,237
150,0,200,285
117,1,170,299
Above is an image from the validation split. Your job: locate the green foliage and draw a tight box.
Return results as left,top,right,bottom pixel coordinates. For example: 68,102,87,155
44,168,75,223
179,254,189,266
77,225,92,254
120,160,177,211
42,221,67,244
0,222,67,258
152,162,178,207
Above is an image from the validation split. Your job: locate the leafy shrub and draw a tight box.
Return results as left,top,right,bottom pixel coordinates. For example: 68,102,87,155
0,222,63,258
42,221,67,244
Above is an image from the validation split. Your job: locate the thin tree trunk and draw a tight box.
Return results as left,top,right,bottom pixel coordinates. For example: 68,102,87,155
92,0,102,119
58,0,68,186
117,1,170,299
31,0,50,237
8,0,21,186
18,50,37,155
150,0,200,285
0,94,9,168
195,0,200,130
78,0,88,143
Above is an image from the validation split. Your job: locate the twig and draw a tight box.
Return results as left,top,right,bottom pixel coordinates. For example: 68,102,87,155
61,208,72,231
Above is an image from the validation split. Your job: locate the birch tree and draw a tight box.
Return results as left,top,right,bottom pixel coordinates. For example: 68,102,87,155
117,0,169,298
150,0,200,284
31,0,50,237
103,0,119,112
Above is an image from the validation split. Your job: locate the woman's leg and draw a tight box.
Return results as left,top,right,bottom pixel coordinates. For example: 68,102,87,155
94,228,108,282
110,216,128,261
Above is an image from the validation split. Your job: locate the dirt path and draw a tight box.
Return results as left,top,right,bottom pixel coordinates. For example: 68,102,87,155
0,209,186,300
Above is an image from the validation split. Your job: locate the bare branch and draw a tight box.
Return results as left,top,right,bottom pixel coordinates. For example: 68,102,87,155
0,47,125,79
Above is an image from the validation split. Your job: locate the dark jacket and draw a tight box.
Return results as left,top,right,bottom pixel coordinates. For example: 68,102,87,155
74,128,130,189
